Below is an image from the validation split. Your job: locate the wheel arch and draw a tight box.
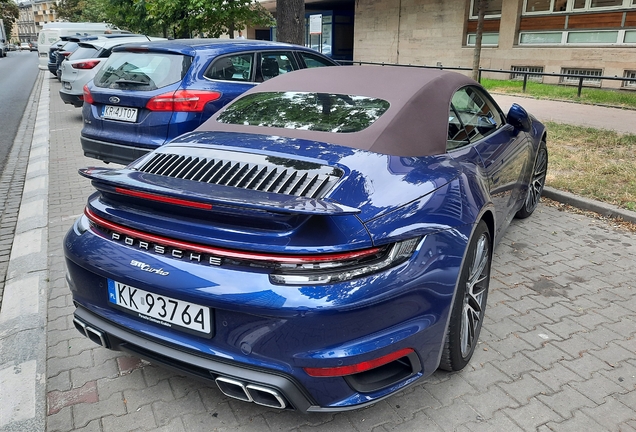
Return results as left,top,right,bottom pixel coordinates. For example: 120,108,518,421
479,209,495,246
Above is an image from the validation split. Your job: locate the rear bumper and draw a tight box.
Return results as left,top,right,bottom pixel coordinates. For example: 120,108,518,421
59,89,83,108
73,305,392,413
80,135,153,165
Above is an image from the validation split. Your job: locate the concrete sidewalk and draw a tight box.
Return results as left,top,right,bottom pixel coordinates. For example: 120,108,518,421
1,73,636,432
494,94,636,135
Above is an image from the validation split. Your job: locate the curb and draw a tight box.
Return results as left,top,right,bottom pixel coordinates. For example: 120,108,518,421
543,186,636,224
0,72,48,432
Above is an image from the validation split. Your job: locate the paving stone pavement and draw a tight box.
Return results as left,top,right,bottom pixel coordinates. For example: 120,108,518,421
40,77,636,431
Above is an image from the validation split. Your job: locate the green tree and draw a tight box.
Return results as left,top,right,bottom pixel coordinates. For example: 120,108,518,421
146,0,274,39
54,0,86,22
0,0,20,37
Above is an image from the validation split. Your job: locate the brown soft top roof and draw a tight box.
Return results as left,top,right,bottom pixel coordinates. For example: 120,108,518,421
200,65,478,157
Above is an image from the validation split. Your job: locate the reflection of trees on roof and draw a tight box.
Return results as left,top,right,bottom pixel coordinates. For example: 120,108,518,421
265,156,323,171
218,92,390,134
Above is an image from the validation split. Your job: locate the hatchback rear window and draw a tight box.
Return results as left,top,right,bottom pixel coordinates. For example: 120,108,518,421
59,42,79,53
69,44,101,60
93,51,192,91
217,92,390,133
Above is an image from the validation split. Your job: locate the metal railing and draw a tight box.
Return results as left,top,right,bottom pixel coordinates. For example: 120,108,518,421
340,60,636,98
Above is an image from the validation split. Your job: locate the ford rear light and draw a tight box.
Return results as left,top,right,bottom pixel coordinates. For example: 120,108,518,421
83,85,94,104
146,90,222,112
72,60,101,70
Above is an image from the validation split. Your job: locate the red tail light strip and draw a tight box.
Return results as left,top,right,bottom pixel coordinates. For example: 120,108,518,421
72,60,101,70
146,90,222,112
83,85,94,104
303,348,415,377
114,187,213,210
85,207,381,264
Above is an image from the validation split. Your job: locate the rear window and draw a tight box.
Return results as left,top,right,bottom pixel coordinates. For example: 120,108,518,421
68,44,101,61
217,92,390,133
59,42,79,53
93,51,192,91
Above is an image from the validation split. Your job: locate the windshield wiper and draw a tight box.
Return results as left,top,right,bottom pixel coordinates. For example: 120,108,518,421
114,79,149,86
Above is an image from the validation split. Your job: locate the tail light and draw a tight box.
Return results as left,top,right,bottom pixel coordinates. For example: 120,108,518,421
59,51,72,58
304,348,415,377
270,238,421,285
72,60,101,70
146,90,222,112
83,85,94,104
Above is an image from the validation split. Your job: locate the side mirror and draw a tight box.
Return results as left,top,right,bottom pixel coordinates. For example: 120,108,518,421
506,103,532,132
1,39,5,43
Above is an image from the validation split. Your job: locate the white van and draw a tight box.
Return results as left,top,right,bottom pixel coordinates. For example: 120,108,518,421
37,22,128,69
0,19,7,58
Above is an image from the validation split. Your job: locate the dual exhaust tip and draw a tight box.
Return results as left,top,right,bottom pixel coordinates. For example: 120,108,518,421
73,317,109,348
73,317,288,410
215,377,287,409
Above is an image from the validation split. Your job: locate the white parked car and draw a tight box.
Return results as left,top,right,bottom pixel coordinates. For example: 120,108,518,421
20,42,31,51
59,35,165,107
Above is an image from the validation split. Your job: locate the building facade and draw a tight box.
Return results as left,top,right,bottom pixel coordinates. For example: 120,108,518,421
353,0,636,88
18,0,58,43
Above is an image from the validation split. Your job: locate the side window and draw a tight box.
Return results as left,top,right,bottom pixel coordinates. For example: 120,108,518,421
447,86,502,151
260,51,298,81
298,52,334,68
204,54,254,82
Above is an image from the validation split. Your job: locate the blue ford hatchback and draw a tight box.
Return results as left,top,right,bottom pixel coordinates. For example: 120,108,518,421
81,39,338,165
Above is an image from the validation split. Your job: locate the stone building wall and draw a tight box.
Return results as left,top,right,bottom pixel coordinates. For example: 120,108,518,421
353,0,636,89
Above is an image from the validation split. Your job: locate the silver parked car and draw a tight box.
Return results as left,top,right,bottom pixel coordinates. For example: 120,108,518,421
59,35,165,107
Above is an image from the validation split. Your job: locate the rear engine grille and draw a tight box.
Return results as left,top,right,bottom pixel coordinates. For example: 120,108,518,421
135,151,342,199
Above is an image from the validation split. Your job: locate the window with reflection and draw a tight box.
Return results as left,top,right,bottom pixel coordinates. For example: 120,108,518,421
590,0,623,6
217,92,390,133
204,54,254,82
447,87,502,151
471,0,503,16
260,52,298,81
525,0,551,12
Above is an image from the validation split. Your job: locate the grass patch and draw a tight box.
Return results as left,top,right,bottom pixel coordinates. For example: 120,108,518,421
545,121,636,211
481,78,636,109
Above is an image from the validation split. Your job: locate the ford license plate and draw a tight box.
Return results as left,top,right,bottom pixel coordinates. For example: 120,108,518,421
107,280,212,336
103,105,138,122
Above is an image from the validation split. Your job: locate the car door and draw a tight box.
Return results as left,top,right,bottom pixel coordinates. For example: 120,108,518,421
447,86,532,242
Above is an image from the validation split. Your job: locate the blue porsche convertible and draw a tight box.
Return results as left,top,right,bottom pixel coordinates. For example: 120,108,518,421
64,66,547,412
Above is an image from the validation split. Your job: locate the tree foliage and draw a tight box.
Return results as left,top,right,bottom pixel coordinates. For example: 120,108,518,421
1,0,20,37
53,0,274,38
146,0,274,39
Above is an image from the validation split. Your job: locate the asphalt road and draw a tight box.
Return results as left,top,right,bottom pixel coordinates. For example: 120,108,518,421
0,50,40,171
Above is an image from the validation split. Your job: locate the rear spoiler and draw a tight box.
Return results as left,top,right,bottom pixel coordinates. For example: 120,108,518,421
79,167,360,216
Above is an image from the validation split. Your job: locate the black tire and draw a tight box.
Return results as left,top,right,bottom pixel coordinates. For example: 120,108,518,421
439,220,491,372
516,140,548,219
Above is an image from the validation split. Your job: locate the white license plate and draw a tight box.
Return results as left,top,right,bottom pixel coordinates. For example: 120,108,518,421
103,105,138,122
108,280,211,336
